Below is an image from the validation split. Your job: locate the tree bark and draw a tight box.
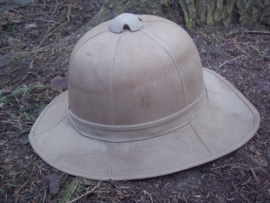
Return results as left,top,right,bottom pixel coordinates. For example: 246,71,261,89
91,0,270,29
179,0,270,28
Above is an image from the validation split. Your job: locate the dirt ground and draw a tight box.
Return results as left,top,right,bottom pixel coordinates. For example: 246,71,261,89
0,0,270,203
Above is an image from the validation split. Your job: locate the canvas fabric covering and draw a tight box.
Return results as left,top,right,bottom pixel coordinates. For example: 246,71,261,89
29,14,260,180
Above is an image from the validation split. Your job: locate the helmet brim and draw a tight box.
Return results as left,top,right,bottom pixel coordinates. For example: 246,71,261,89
29,68,260,180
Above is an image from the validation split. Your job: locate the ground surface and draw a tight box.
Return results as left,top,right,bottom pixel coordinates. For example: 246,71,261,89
0,1,270,203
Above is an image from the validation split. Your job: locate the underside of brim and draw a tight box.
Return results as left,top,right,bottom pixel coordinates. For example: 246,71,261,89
29,68,260,180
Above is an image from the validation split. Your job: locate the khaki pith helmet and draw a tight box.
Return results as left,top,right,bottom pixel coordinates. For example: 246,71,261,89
29,13,260,180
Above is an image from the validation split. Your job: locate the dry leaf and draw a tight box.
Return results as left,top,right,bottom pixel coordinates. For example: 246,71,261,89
14,189,19,195
29,60,34,69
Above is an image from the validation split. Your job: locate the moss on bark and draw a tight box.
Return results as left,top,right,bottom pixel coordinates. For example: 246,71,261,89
214,0,224,22
179,0,197,28
181,0,198,26
235,0,270,27
260,6,270,25
178,0,269,28
222,0,235,26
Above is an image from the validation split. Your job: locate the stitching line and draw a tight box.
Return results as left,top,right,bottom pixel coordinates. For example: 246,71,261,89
110,143,115,175
190,122,212,155
139,30,187,107
32,92,67,136
34,116,67,136
110,34,123,125
69,30,109,63
31,69,259,178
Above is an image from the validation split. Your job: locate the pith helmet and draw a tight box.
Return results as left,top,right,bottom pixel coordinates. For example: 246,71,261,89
29,13,260,180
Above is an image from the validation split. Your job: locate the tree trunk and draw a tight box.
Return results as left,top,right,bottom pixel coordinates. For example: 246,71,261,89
180,0,270,28
91,0,270,29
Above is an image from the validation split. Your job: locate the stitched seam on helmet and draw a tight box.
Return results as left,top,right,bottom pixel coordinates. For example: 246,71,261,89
206,89,233,94
31,70,260,178
69,30,109,66
33,116,67,136
33,112,259,178
111,34,123,125
190,122,212,155
139,30,187,107
32,114,259,177
110,143,115,175
68,90,206,131
33,126,257,177
32,92,67,136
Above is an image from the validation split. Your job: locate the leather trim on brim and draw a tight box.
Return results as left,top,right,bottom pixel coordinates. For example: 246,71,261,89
29,68,260,180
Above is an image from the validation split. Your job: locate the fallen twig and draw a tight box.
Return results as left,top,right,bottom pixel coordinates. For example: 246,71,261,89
216,55,245,72
198,30,207,37
39,17,66,47
43,190,46,203
13,74,30,86
249,147,261,156
12,71,38,86
183,195,188,203
22,16,56,23
67,180,78,202
67,6,71,22
67,181,100,203
250,45,264,59
142,190,153,203
17,164,36,193
1,119,22,130
244,30,270,35
39,5,71,47
206,41,229,69
211,164,229,170
251,168,260,183
234,43,251,57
